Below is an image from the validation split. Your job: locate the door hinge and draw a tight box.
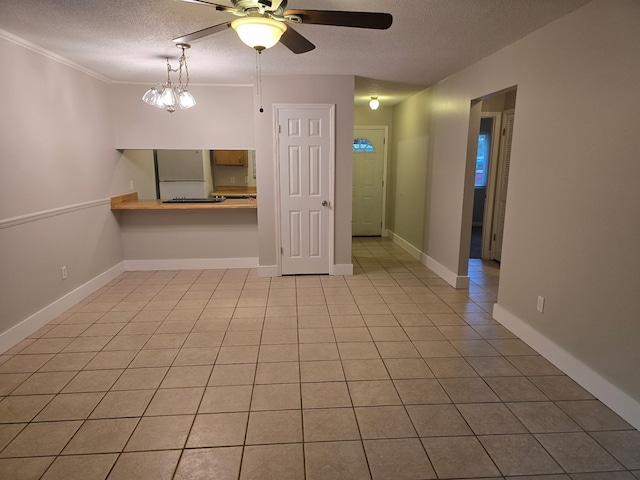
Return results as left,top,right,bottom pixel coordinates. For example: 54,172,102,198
502,128,506,136
278,125,282,134
281,247,284,255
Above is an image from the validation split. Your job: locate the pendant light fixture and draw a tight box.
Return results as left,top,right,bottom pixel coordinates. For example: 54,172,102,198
142,43,196,113
369,96,380,110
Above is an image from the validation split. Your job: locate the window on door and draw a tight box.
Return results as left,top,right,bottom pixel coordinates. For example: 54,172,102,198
353,138,375,153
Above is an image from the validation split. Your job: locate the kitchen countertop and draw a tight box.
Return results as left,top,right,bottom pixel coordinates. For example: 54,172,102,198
111,193,257,210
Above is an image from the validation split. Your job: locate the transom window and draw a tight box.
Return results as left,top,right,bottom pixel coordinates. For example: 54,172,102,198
353,137,374,152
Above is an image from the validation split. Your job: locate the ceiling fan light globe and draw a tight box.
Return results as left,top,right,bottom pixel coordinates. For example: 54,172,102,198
231,16,287,50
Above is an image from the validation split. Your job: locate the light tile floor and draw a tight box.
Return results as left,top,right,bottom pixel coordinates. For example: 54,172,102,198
1,237,639,479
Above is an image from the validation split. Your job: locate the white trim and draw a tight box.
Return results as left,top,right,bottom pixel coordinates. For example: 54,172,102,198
272,107,283,277
111,81,254,88
0,263,125,354
257,265,279,277
0,198,111,230
386,230,422,260
387,230,470,289
423,255,470,289
332,264,354,276
0,28,111,83
123,257,259,271
493,303,640,431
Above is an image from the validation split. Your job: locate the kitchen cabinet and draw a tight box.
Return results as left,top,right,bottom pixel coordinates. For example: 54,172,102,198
214,150,248,166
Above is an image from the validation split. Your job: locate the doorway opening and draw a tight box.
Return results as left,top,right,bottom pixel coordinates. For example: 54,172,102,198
470,116,498,258
468,88,517,263
465,87,517,305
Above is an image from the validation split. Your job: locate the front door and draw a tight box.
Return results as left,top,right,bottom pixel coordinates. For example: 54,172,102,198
277,105,334,275
352,127,385,236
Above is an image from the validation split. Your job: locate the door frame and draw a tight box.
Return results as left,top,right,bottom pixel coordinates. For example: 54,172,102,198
353,125,389,235
273,103,336,275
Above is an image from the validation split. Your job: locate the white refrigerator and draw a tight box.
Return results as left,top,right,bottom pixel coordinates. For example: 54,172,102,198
156,150,213,199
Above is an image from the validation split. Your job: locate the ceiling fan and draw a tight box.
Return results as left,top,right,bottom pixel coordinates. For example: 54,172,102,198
173,0,393,53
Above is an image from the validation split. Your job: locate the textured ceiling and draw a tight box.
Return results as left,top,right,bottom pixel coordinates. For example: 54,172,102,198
0,0,589,106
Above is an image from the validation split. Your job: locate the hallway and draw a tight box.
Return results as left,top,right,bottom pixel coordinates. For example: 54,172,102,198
0,237,638,479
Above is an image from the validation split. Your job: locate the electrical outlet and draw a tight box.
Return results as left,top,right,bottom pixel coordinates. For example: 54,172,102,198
230,177,235,184
130,180,134,190
61,266,68,280
537,295,545,313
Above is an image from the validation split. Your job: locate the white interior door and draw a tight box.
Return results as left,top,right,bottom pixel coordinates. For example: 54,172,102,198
277,106,334,275
480,113,502,259
490,110,515,262
353,127,385,236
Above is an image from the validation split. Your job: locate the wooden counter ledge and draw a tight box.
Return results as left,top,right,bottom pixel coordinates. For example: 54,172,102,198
110,193,257,210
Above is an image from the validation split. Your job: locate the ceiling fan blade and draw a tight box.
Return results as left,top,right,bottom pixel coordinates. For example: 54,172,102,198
279,26,315,54
284,10,392,29
176,0,234,12
173,21,233,43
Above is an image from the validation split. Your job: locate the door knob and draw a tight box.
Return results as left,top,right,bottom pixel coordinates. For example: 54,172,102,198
322,200,329,207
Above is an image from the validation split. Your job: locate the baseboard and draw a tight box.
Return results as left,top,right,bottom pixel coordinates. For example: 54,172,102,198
493,303,640,430
386,230,470,289
422,254,470,289
386,230,422,261
123,257,259,271
0,262,126,354
332,263,353,276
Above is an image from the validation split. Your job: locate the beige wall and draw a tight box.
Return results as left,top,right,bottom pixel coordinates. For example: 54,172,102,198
118,150,156,199
118,210,258,262
110,84,255,150
354,105,393,127
255,75,355,271
0,37,124,339
388,89,433,250
390,0,640,423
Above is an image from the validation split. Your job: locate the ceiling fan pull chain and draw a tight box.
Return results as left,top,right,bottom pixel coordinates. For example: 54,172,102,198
256,49,264,113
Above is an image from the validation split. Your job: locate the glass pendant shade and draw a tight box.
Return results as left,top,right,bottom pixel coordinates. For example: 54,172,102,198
142,85,165,108
177,86,197,109
369,97,380,110
231,17,287,50
160,85,177,107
